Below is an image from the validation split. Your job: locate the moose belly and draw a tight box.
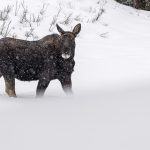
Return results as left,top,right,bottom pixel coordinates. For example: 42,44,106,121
15,68,38,81
14,63,42,81
13,52,45,81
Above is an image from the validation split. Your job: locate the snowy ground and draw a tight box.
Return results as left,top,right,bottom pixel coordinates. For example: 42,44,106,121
0,0,150,150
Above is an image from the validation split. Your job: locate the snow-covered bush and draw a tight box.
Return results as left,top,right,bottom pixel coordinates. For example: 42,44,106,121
115,0,150,11
0,0,107,39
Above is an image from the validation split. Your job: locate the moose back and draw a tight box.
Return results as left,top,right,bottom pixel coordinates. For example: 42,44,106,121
0,24,81,97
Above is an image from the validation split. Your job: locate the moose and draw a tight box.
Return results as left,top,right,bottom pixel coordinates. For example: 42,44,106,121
0,23,81,97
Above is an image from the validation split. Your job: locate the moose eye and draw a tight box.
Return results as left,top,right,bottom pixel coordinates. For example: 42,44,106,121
63,35,68,38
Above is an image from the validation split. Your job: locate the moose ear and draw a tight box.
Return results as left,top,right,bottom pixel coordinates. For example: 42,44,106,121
56,24,65,34
72,23,81,36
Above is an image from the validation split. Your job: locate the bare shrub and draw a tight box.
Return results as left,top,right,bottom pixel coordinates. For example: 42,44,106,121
25,28,33,40
39,3,48,16
91,0,107,23
20,1,48,27
49,7,62,32
0,5,12,21
19,1,28,24
74,15,83,22
0,5,12,37
4,21,12,37
63,13,73,25
0,21,12,37
14,1,21,16
99,32,109,38
92,8,105,23
35,3,48,26
0,22,6,35
34,14,43,26
25,27,38,40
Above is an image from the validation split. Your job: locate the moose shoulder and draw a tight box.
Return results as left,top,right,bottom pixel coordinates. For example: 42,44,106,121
0,24,81,97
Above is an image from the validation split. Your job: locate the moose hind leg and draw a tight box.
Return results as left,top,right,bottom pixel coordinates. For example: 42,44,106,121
36,79,50,97
4,77,16,97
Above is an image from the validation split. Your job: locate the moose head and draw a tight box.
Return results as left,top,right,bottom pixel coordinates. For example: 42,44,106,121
56,23,81,60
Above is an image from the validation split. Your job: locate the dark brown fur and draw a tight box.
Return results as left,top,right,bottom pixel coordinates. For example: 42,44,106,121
0,24,81,97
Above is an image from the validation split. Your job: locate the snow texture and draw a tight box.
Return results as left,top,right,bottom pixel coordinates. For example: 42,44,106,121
0,0,150,150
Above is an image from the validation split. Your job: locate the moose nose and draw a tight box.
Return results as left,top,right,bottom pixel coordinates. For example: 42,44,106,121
62,52,71,59
62,54,71,59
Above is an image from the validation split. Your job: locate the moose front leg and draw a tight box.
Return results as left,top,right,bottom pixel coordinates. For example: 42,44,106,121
4,77,16,97
36,79,50,97
59,75,73,95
